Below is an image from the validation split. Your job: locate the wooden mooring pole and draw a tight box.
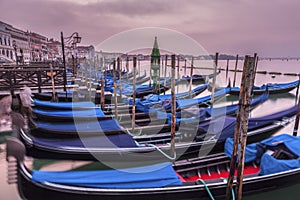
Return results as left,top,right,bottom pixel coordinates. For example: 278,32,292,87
171,54,176,158
226,59,229,81
113,60,118,120
117,57,122,100
164,55,168,88
164,55,168,95
189,57,194,97
226,54,258,200
100,65,105,110
233,54,239,87
293,75,300,136
211,52,218,107
132,57,137,132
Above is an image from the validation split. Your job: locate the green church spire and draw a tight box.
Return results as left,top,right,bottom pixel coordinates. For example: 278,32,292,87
150,36,161,91
151,36,160,59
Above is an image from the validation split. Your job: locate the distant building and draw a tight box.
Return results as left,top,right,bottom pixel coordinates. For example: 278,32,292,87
0,21,30,64
0,20,94,65
0,22,14,63
27,31,48,62
47,38,62,61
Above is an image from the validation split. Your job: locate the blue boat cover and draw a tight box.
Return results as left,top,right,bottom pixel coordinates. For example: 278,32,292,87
32,133,139,148
32,162,182,188
157,93,268,123
135,87,230,113
139,84,207,103
231,80,299,92
225,134,300,175
33,107,105,118
106,78,171,95
197,105,297,142
36,118,124,134
33,99,96,110
175,87,231,110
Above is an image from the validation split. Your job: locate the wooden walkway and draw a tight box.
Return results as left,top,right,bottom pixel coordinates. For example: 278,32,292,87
0,62,66,93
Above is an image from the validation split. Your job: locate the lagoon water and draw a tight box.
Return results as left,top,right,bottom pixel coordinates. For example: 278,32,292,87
0,58,299,200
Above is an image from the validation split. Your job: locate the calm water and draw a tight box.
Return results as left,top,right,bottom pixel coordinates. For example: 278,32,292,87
0,59,299,200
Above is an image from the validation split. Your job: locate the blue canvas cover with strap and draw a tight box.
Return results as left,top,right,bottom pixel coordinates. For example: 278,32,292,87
32,162,182,188
35,118,124,134
197,105,297,142
32,133,139,148
224,134,300,175
33,107,106,118
33,99,96,110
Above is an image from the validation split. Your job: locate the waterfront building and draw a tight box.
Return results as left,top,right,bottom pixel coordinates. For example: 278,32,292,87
0,21,31,64
0,21,16,63
47,38,62,61
27,31,48,62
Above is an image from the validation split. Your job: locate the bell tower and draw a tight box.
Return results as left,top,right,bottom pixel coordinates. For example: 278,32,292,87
150,36,161,90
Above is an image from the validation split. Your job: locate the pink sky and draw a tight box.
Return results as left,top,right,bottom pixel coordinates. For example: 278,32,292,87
1,0,300,57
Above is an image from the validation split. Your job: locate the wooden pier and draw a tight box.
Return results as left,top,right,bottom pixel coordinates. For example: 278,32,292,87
0,62,67,94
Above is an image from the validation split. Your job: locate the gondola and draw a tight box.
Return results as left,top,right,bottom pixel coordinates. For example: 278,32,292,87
134,87,231,113
31,84,209,122
33,90,115,104
31,92,267,124
181,70,221,83
229,80,299,95
28,93,272,137
31,84,208,112
104,78,174,98
18,105,296,161
7,133,300,200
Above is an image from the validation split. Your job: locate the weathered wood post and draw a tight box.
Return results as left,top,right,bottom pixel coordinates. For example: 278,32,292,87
100,64,105,110
132,57,137,132
189,57,194,97
49,63,57,102
184,59,187,76
113,59,118,120
138,57,141,76
164,55,168,87
126,56,129,81
233,54,239,87
293,75,300,136
211,52,218,106
117,57,122,99
226,54,258,200
164,55,168,95
37,70,42,93
177,56,180,93
226,59,229,81
171,54,176,158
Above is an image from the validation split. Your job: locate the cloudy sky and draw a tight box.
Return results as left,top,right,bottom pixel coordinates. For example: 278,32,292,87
1,0,300,57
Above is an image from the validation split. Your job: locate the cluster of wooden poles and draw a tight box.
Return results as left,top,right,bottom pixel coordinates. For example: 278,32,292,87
48,52,300,199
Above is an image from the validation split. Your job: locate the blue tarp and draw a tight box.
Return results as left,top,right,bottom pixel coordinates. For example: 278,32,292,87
157,92,268,123
32,162,182,188
231,80,299,93
133,84,208,113
197,105,297,142
135,87,230,113
33,99,96,110
33,107,105,118
106,78,171,96
36,118,124,133
32,133,139,148
175,87,231,110
225,134,300,175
